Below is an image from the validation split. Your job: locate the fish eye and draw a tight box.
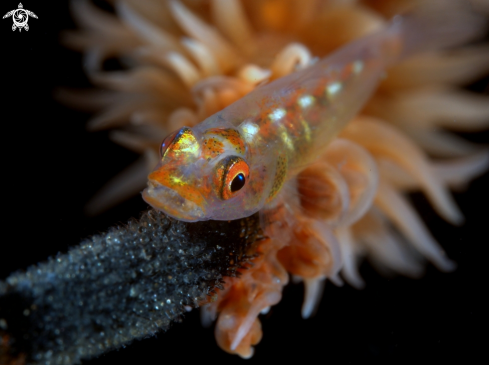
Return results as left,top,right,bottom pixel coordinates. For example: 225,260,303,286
215,156,250,200
160,130,179,158
159,127,198,160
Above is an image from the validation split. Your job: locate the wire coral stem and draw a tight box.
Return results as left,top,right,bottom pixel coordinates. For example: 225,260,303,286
0,210,261,364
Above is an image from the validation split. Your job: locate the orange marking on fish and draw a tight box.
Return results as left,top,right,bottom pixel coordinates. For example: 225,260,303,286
203,137,225,160
148,169,206,208
205,128,246,155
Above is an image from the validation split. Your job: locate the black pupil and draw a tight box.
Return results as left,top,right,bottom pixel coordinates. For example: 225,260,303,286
230,173,245,192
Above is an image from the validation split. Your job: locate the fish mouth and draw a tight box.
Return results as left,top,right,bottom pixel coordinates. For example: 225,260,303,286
142,182,206,222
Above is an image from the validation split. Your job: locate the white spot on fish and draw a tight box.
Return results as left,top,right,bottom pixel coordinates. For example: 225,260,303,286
353,60,364,74
298,95,315,109
326,82,342,97
269,108,286,122
240,121,259,142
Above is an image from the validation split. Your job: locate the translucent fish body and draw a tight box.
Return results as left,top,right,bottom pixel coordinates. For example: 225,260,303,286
143,7,478,222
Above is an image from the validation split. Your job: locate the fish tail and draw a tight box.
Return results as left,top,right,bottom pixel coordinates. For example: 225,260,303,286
393,0,487,60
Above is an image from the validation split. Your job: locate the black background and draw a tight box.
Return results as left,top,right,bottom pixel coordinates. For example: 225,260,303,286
0,1,488,364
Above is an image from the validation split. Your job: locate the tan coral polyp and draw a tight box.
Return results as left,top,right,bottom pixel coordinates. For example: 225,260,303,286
297,164,348,222
278,219,335,278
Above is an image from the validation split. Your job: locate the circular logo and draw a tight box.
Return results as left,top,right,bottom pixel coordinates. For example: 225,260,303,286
12,9,28,28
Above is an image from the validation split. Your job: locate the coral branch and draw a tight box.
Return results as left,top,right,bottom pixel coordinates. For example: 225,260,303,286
0,210,260,364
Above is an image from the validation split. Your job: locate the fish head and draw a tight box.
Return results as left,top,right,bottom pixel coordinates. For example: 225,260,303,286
143,124,269,222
